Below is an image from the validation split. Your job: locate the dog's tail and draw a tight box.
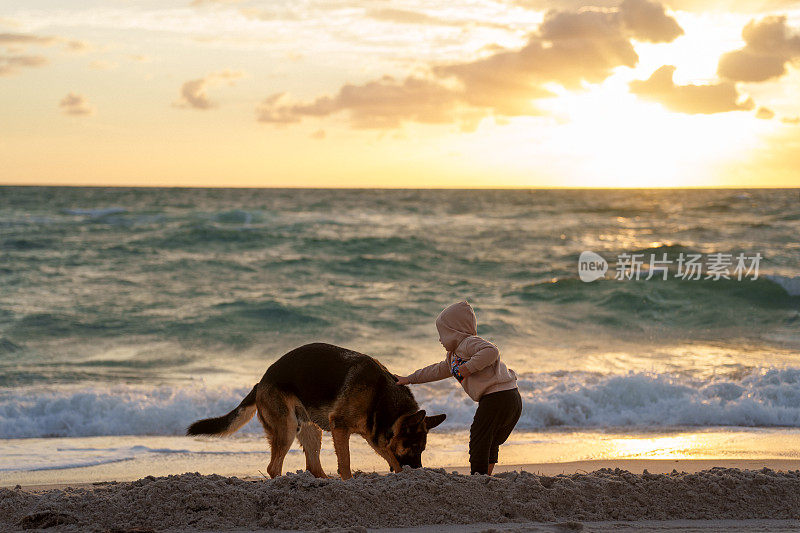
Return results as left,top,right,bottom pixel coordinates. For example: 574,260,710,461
187,384,258,436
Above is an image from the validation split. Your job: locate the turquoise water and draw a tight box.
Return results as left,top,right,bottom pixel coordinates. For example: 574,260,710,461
0,187,799,446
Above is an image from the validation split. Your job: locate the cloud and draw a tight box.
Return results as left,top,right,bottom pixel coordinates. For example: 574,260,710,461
0,33,58,50
536,0,683,43
0,32,89,53
782,116,800,124
718,16,800,82
64,39,91,53
174,69,245,110
617,0,684,42
516,0,800,14
89,60,118,70
194,0,300,22
756,106,776,119
310,129,326,140
629,65,755,114
191,0,243,5
256,76,461,128
672,0,800,10
256,0,682,129
516,0,682,43
435,0,682,113
364,7,512,30
237,7,301,21
0,17,21,28
59,93,94,116
366,8,444,25
0,32,90,77
0,54,48,76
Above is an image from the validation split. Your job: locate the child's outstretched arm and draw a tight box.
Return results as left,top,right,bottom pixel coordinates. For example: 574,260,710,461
396,359,450,385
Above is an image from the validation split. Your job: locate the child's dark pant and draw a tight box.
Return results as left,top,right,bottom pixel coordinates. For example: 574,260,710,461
469,387,522,475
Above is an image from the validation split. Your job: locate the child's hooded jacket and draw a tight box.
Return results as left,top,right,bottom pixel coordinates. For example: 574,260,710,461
407,301,517,401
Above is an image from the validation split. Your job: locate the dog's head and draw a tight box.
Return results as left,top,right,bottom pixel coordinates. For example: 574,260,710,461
388,409,446,470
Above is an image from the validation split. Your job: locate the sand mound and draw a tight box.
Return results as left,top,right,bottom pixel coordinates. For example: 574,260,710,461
2,467,799,531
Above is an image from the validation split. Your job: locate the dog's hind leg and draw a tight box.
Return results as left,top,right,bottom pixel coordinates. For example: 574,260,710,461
266,422,294,478
297,422,326,478
256,386,296,478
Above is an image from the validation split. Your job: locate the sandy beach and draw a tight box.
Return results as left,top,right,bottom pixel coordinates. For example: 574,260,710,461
3,460,800,532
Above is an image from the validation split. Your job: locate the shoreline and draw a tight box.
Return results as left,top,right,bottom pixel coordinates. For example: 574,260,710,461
6,427,800,488
12,458,800,492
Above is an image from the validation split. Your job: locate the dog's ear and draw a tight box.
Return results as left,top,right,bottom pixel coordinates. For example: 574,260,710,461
406,409,426,426
425,414,446,430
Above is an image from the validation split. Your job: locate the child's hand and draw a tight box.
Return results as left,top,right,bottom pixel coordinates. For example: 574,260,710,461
395,375,411,385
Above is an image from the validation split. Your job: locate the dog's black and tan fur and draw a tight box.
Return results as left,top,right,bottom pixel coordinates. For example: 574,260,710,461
187,343,445,479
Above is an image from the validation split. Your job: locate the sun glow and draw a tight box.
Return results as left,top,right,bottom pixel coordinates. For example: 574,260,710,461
531,77,773,188
449,77,776,189
609,435,703,459
477,9,787,188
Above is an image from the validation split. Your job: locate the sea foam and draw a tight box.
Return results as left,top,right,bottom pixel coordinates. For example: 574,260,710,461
3,367,800,438
766,275,800,297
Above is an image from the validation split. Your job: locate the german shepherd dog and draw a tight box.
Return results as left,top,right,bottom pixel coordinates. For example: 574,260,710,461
187,343,446,479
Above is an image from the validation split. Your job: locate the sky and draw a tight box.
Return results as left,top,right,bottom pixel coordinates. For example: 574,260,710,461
1,0,800,188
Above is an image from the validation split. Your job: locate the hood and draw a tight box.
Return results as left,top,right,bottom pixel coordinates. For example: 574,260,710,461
435,301,477,352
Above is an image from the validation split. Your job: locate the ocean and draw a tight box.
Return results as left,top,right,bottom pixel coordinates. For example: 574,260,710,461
1,186,799,484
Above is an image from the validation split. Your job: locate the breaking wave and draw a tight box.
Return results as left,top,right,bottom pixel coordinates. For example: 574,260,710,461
3,367,800,438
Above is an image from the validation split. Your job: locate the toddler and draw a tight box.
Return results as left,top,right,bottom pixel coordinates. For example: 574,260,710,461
396,301,521,475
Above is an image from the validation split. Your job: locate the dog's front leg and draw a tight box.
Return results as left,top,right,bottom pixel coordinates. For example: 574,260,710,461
387,455,402,474
331,428,352,480
373,446,402,474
